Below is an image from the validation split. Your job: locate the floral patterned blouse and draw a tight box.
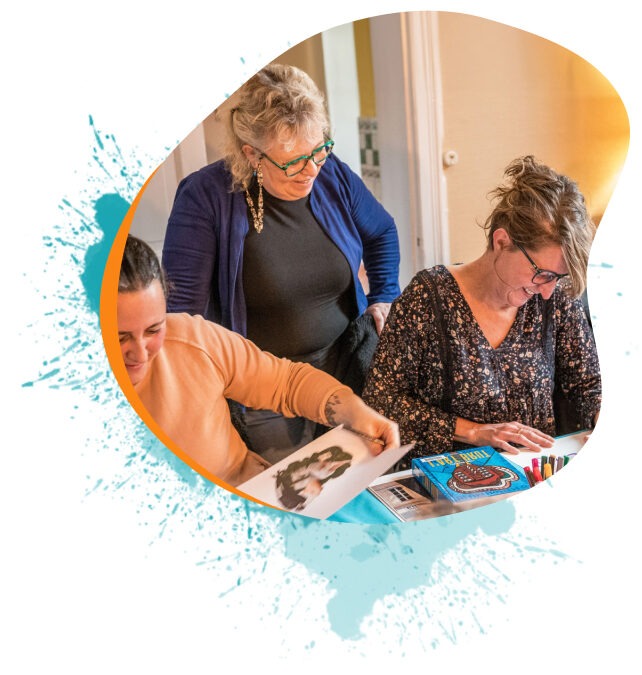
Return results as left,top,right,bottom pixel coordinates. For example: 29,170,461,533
362,265,601,463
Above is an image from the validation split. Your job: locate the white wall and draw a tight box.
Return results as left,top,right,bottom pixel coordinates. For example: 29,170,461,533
321,23,362,176
369,14,416,290
129,124,208,259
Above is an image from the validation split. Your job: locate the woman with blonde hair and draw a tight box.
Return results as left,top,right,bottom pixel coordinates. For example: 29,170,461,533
162,64,400,462
363,156,601,465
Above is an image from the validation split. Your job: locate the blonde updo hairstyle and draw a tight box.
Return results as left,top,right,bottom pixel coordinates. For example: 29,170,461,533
484,155,596,297
224,64,331,191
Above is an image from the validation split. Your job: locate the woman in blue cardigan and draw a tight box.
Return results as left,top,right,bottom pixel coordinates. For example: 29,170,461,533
162,63,401,463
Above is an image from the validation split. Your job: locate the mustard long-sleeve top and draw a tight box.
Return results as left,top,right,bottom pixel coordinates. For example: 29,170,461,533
134,313,349,486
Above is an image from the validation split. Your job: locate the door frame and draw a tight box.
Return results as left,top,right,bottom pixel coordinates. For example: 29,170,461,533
370,11,449,285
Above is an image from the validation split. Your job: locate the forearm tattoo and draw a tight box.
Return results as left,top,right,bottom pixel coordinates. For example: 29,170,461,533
324,393,341,426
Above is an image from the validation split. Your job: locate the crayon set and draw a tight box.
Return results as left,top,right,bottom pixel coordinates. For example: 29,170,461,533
523,453,577,487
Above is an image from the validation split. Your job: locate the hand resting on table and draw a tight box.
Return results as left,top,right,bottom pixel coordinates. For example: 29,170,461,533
454,419,555,455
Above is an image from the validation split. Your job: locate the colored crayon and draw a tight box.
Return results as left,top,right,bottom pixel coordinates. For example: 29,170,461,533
524,466,536,487
543,462,552,479
532,466,543,482
556,456,564,472
549,454,557,474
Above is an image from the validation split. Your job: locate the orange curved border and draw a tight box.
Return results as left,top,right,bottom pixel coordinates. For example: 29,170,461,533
99,175,286,513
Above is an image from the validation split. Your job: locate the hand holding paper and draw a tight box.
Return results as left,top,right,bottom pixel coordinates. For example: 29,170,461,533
238,426,413,519
323,389,400,455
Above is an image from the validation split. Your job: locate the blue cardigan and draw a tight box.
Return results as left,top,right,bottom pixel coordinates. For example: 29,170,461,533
161,154,401,336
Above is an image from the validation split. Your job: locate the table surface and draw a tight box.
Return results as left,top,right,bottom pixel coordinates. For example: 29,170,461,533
327,431,588,524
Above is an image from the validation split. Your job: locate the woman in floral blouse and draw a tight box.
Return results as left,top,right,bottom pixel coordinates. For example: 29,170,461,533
362,156,601,464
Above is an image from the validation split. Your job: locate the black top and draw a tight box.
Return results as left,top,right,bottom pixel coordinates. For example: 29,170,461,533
242,187,356,358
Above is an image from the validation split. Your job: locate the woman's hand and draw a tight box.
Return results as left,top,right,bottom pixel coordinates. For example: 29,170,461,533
324,389,400,455
365,302,392,335
454,418,554,455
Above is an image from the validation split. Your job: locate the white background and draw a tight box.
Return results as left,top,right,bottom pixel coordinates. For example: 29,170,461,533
2,1,640,672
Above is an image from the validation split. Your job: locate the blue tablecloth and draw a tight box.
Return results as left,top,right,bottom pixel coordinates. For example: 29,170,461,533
328,490,398,524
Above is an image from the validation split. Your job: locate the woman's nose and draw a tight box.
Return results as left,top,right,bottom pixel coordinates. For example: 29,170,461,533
302,159,320,177
537,282,557,300
127,338,148,362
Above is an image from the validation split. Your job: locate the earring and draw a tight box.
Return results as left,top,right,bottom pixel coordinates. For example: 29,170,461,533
245,160,264,234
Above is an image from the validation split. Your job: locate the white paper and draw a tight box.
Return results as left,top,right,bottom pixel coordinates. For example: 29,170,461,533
238,426,413,519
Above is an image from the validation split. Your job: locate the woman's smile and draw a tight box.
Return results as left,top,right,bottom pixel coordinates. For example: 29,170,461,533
117,280,167,385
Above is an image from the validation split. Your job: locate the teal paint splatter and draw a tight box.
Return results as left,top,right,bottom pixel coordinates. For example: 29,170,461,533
81,192,130,317
276,501,522,640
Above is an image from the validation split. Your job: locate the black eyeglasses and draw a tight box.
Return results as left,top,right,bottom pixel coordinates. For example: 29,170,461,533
515,243,569,285
259,140,335,177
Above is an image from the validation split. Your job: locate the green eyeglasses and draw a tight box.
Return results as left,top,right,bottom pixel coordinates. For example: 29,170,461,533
515,243,569,285
259,140,335,177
